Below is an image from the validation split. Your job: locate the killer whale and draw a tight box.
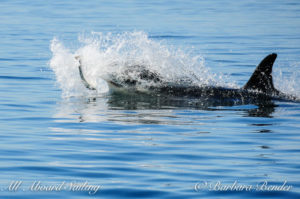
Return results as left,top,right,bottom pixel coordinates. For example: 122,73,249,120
75,53,297,102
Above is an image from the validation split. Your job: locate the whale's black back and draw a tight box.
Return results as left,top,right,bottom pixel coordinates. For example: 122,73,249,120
77,53,295,101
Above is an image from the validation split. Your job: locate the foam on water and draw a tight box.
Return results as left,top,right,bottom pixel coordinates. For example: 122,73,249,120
49,31,232,97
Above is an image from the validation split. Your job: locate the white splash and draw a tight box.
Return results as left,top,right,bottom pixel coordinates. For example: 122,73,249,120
49,31,235,97
274,61,300,98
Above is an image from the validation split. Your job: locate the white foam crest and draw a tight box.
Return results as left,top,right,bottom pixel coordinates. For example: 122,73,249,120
274,61,300,98
49,38,85,97
50,31,230,97
49,37,109,97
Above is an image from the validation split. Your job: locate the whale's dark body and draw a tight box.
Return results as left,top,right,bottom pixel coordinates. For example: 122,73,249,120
76,54,297,103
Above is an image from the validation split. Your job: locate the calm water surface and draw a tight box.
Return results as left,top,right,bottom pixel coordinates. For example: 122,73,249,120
1,0,300,198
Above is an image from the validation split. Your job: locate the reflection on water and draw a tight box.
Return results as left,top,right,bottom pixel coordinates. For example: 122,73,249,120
247,104,276,118
54,92,279,124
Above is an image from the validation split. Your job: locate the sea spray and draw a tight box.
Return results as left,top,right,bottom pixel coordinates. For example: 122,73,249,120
49,31,240,97
274,61,300,98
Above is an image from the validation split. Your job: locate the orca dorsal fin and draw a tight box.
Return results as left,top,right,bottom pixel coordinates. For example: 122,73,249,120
243,53,278,94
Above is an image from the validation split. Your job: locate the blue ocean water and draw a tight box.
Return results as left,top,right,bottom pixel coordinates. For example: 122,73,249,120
1,0,300,198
